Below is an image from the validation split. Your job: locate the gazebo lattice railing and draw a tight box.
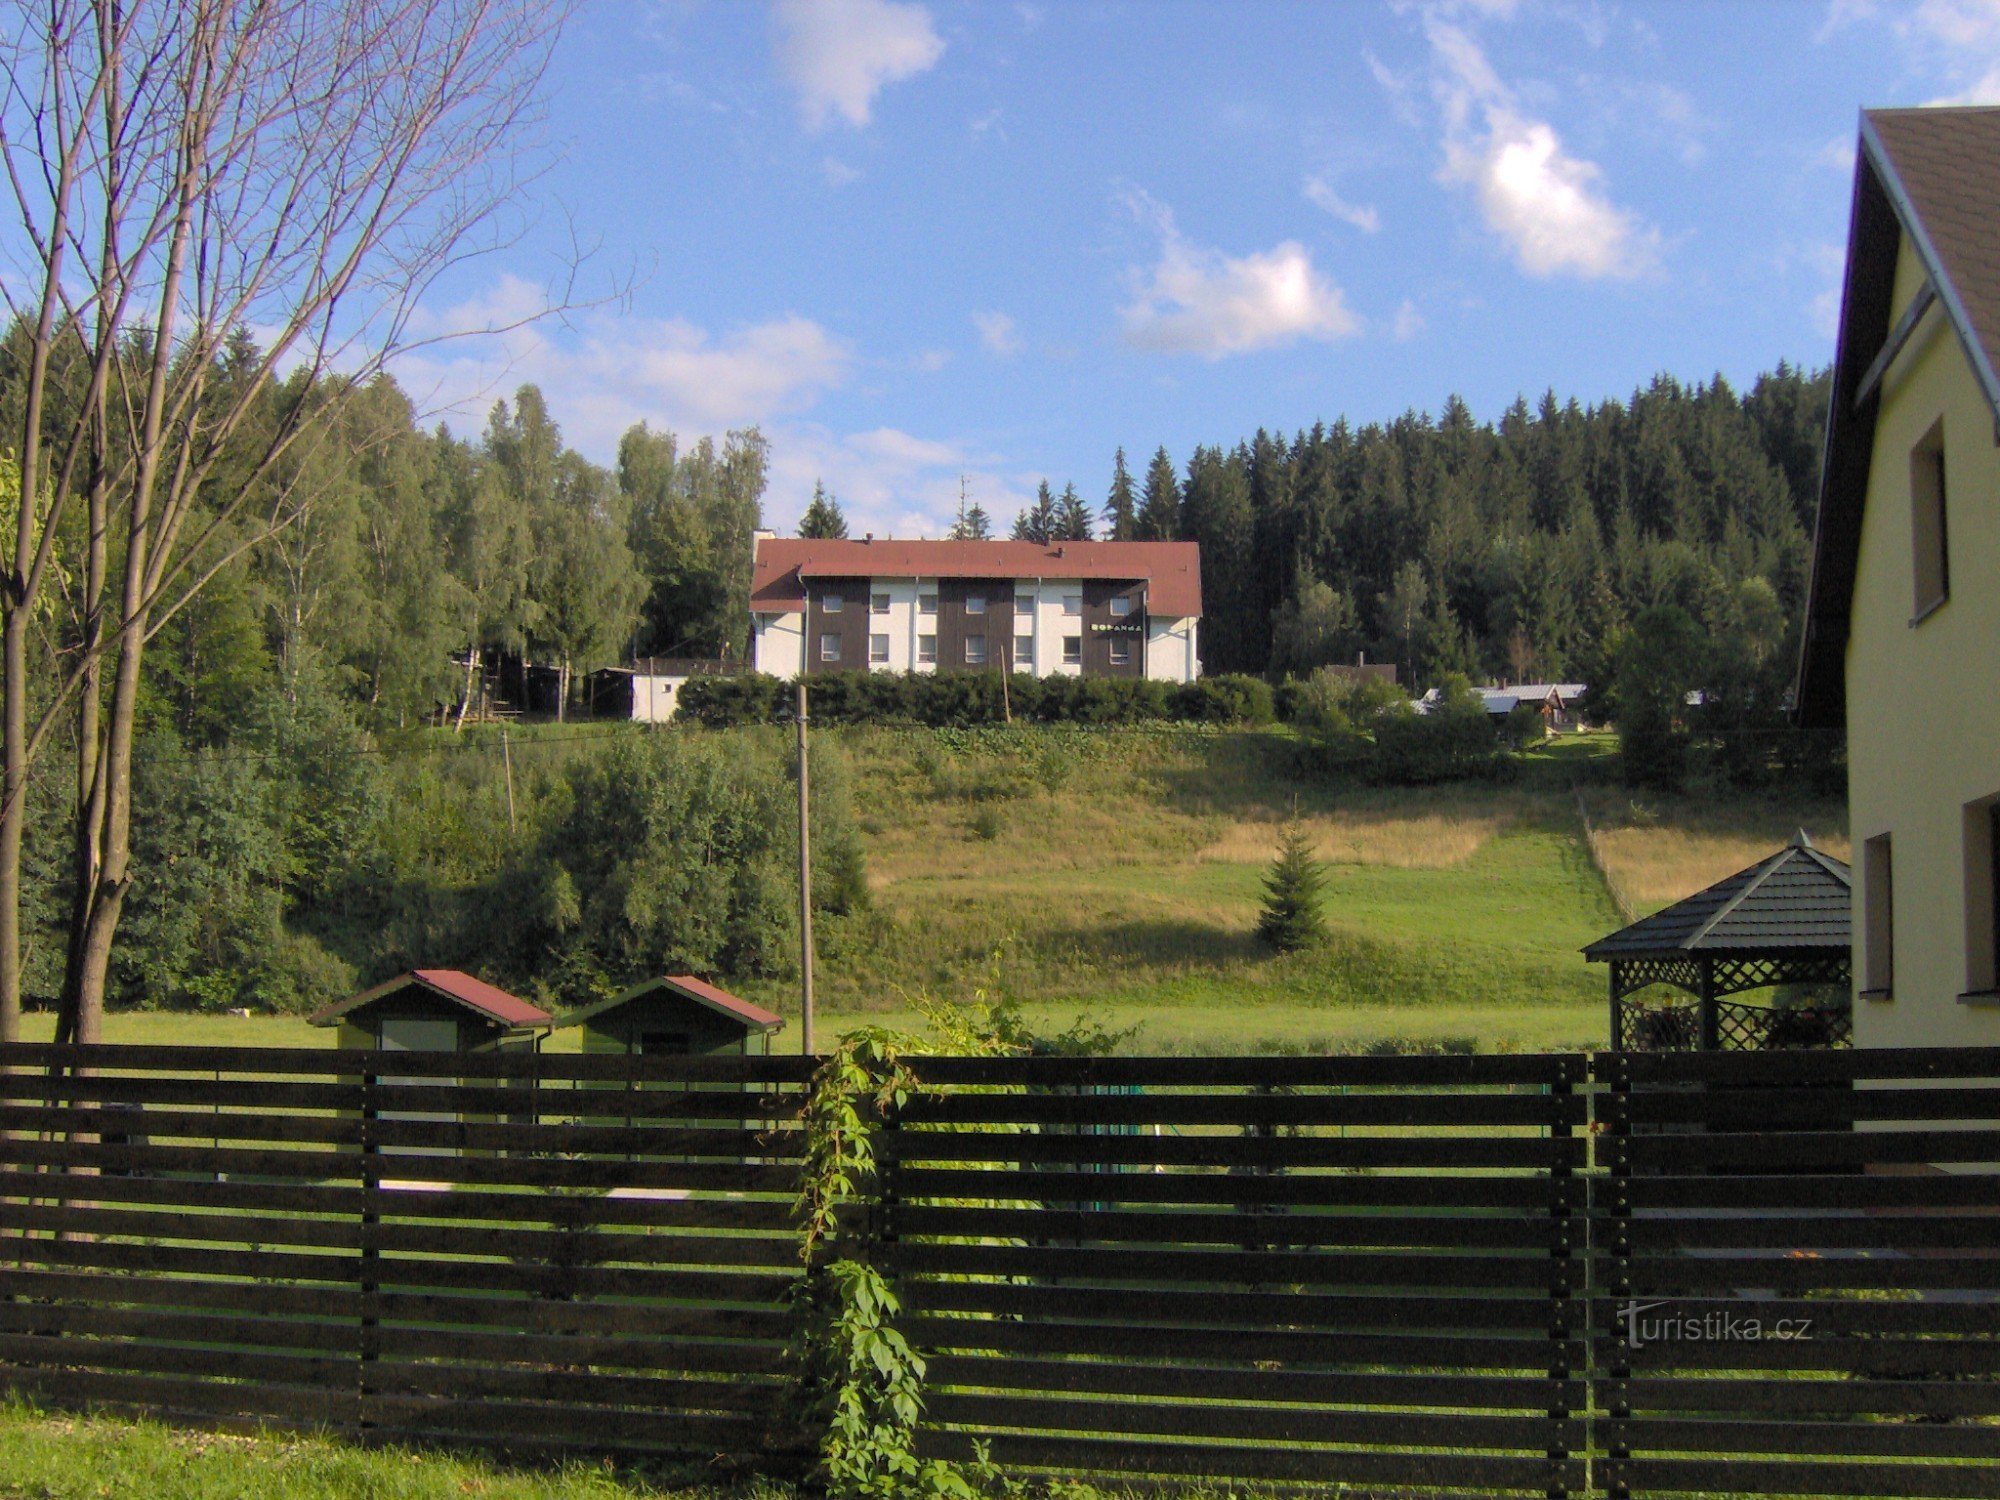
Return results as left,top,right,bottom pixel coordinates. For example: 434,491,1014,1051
1615,993,1855,1053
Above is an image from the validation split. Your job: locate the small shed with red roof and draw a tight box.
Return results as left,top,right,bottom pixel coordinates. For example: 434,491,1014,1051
554,975,784,1057
309,969,551,1054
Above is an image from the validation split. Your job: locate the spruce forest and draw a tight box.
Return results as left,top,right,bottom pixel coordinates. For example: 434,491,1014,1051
1,335,1830,1015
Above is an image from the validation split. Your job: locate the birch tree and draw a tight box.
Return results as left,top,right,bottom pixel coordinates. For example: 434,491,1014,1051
0,0,568,1044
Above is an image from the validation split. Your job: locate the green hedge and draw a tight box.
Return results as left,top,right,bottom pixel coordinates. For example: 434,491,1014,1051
677,671,1276,729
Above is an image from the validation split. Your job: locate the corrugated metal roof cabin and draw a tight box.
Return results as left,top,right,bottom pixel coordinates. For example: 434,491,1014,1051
554,975,783,1057
308,969,552,1052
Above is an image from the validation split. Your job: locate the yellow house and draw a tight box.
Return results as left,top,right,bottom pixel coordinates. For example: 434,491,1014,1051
1798,107,2000,1048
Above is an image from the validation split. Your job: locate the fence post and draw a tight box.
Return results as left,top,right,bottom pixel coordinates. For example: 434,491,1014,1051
358,1064,380,1442
1545,1055,1579,1500
1591,1049,1633,1500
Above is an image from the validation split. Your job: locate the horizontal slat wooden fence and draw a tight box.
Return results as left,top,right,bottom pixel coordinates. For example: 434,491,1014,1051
887,1053,1591,1496
1597,1044,2000,1500
2,1041,1998,1499
0,1043,816,1464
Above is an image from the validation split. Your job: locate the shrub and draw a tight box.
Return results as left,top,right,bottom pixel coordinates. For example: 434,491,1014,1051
1173,674,1276,725
678,670,1267,729
678,672,787,726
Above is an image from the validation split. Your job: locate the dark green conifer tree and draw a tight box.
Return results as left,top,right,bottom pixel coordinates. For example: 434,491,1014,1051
798,481,849,539
1135,445,1180,539
1104,447,1138,540
1056,482,1093,541
1257,823,1327,952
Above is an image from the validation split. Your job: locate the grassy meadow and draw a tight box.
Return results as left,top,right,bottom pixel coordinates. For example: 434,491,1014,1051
24,723,1846,1057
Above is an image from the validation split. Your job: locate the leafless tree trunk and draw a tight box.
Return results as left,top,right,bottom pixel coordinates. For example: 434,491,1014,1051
1,0,572,1046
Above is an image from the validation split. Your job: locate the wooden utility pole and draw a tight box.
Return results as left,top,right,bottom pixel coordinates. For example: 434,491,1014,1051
500,727,518,835
796,680,815,1055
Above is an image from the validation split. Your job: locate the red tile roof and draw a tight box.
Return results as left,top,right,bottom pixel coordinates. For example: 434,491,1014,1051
659,975,784,1032
308,969,553,1030
751,538,1203,618
547,974,785,1034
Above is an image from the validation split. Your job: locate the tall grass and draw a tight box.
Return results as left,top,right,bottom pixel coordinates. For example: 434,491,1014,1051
1579,787,1849,915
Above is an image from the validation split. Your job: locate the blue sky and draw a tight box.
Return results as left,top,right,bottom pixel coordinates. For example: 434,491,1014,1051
397,0,2000,537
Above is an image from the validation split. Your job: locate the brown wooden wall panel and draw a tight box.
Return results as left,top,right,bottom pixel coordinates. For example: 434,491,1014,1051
0,1044,809,1466
1595,1046,2000,1500
890,1056,1583,1496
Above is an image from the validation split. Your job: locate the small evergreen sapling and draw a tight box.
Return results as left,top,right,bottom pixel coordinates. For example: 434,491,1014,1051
1258,823,1328,952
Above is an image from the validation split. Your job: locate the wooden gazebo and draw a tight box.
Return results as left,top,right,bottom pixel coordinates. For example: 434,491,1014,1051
1584,832,1852,1052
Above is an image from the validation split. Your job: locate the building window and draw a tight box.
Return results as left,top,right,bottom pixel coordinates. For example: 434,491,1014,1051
870,633,890,665
1109,596,1132,618
1062,636,1081,665
823,593,842,614
819,634,841,663
918,592,937,615
1109,639,1131,666
917,634,937,664
1014,635,1032,667
1015,593,1035,614
1911,418,1949,619
966,595,986,615
1862,833,1893,997
1062,593,1081,616
1964,798,2000,996
872,592,891,615
965,635,986,665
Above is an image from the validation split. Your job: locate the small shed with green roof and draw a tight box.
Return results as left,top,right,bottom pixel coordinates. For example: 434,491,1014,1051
1584,832,1852,1052
554,975,784,1057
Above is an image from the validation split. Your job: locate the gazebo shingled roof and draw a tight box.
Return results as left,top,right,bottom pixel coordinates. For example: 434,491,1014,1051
1584,832,1852,1050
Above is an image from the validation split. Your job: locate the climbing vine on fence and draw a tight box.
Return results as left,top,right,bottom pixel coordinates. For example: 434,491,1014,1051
790,1029,997,1500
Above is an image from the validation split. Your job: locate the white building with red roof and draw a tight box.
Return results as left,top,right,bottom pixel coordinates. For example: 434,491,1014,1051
750,535,1203,683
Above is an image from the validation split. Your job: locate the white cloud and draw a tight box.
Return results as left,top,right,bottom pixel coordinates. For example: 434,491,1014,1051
764,423,1034,538
911,348,952,372
1303,175,1382,233
823,156,862,187
1821,0,2000,102
393,274,852,457
1911,0,2000,101
1816,135,1857,175
1804,240,1847,340
972,310,1024,356
1392,299,1426,341
395,275,1033,544
1425,17,1659,279
771,0,945,129
1118,192,1360,358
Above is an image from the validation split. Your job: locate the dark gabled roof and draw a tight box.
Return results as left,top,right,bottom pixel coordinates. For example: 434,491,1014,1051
308,969,552,1030
1583,833,1852,962
552,975,784,1034
1797,106,2000,728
